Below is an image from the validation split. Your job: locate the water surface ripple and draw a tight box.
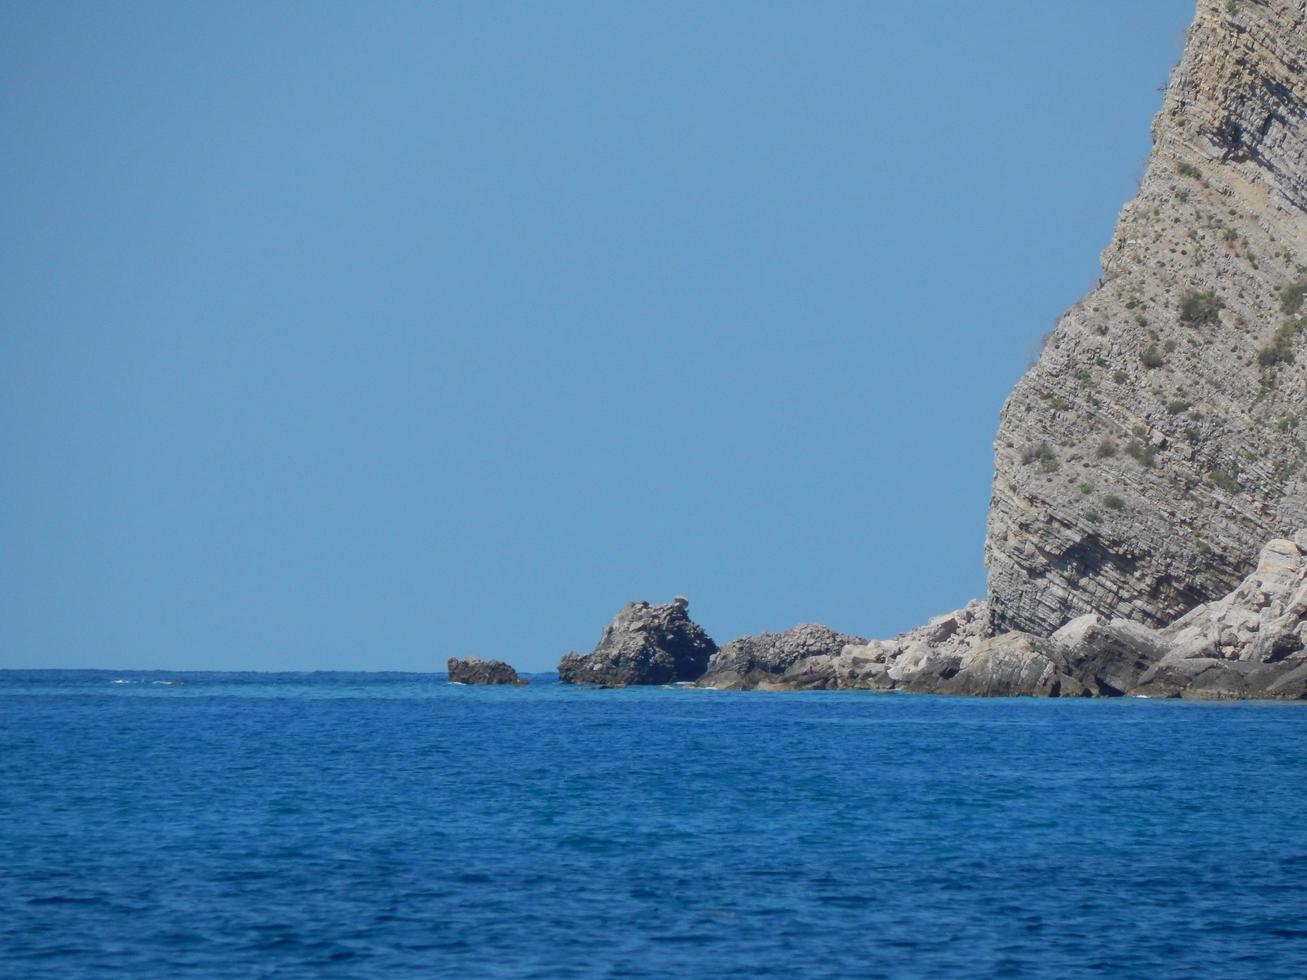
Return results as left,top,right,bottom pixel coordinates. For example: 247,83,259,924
2,671,1305,977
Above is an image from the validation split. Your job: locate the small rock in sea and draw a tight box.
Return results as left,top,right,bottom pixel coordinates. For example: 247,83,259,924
447,657,527,686
558,598,716,686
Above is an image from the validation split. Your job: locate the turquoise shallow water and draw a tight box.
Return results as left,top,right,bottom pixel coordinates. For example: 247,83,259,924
2,671,1306,978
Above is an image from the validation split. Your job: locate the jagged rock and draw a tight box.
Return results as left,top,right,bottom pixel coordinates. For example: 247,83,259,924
558,598,717,686
1196,660,1307,700
1124,534,1307,698
986,0,1307,638
1050,615,1168,695
872,602,991,691
660,529,1307,699
1161,536,1307,663
781,649,894,692
772,655,843,691
942,633,1090,698
692,602,989,693
858,601,992,675
697,623,866,691
446,657,527,686
1259,661,1307,699
1129,655,1270,700
893,647,965,694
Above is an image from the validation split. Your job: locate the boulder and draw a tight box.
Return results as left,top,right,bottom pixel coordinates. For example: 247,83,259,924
1126,652,1306,700
697,623,866,691
776,649,895,692
1160,535,1307,665
1051,614,1168,695
558,597,717,686
892,643,965,692
942,632,1089,698
1253,661,1307,700
446,657,527,686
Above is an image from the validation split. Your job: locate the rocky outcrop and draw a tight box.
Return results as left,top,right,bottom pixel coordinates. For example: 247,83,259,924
938,618,1171,698
447,657,527,686
558,597,717,686
698,601,990,693
1049,615,1171,696
697,623,866,691
1130,532,1307,698
986,0,1307,638
943,633,1091,699
692,533,1307,699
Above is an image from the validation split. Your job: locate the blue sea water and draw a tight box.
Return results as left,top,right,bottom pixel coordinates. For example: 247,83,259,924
2,671,1306,978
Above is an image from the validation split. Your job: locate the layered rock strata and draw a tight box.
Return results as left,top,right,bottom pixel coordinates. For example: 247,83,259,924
986,0,1307,637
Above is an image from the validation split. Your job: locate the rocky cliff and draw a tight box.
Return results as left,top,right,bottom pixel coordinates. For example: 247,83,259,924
986,0,1307,637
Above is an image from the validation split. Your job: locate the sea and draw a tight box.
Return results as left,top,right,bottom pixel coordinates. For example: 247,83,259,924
1,670,1306,979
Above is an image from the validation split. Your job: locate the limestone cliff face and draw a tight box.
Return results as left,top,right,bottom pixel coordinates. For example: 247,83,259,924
986,0,1307,637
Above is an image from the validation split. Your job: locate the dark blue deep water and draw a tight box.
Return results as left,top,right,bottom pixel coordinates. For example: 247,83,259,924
3,671,1307,978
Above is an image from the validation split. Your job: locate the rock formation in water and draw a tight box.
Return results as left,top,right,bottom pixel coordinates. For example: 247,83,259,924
447,657,528,686
697,623,867,691
986,0,1307,637
557,597,717,686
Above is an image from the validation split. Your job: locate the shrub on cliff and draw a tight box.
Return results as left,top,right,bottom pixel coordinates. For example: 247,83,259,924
1209,467,1243,494
1280,280,1307,315
1125,440,1157,467
1259,318,1305,367
1022,442,1059,472
1179,289,1222,326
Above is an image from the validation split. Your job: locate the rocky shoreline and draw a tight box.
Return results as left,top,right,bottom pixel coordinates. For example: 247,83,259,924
549,530,1307,700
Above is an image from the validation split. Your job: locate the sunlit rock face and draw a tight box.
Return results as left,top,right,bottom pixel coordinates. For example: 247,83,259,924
985,0,1307,637
557,598,717,686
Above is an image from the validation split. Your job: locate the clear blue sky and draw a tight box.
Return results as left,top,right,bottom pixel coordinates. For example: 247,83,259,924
2,1,1193,671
